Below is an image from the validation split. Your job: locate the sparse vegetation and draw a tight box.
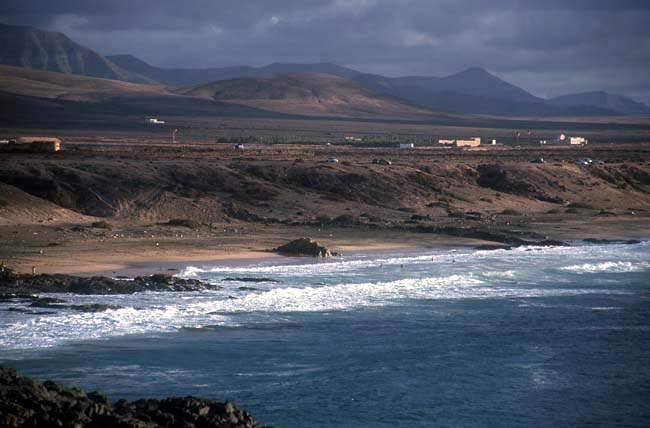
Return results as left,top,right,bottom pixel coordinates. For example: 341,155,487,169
316,215,332,225
567,202,595,210
500,209,523,216
332,214,356,225
360,213,382,222
91,221,112,229
398,207,417,213
166,219,201,229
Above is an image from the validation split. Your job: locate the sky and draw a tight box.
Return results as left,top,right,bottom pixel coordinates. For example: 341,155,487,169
1,0,649,103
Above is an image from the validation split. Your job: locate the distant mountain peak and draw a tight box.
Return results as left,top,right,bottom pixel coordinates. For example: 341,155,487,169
0,22,153,83
548,91,650,116
457,66,491,76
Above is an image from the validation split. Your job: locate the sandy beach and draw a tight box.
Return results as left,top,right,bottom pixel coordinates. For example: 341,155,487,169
1,216,648,277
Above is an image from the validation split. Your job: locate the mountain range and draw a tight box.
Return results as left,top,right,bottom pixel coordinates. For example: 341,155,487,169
547,91,650,116
1,22,649,118
0,64,457,123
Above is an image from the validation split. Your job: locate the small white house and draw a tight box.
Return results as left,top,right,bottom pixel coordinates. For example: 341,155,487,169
570,137,588,146
344,136,362,142
399,143,415,149
145,118,165,124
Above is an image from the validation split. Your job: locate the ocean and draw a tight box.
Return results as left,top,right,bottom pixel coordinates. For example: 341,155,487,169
1,242,650,427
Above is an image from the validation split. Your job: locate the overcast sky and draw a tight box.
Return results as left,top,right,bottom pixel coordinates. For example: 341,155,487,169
2,0,649,102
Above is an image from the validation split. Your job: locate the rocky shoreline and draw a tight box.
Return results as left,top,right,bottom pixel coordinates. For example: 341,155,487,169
0,270,220,295
0,269,226,314
0,367,266,428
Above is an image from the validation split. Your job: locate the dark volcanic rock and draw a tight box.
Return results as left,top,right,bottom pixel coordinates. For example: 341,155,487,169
2,293,123,313
583,238,642,245
414,225,570,248
414,225,530,246
0,367,265,428
0,270,221,295
536,239,569,247
67,303,124,312
273,237,332,257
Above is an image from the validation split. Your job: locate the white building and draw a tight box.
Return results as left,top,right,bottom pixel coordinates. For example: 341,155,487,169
570,137,588,146
344,136,362,142
145,118,165,124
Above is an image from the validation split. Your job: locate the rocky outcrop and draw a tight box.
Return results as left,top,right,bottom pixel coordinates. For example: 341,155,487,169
2,294,123,313
583,238,642,245
0,367,264,428
413,225,569,248
0,270,221,295
273,238,332,257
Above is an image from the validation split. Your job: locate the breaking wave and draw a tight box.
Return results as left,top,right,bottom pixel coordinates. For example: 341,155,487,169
1,240,647,352
560,261,650,274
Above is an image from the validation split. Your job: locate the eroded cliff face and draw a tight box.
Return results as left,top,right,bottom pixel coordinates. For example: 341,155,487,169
1,149,649,227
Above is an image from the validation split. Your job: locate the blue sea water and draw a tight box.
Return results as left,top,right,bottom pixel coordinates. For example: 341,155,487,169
1,242,650,427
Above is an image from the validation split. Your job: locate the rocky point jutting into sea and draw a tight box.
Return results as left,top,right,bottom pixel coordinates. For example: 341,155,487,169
0,367,264,428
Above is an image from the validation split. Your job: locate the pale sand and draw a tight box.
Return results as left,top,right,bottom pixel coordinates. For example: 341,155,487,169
0,225,455,276
1,218,648,276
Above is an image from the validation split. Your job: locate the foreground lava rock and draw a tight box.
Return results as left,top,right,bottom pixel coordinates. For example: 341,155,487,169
273,237,332,257
0,270,221,295
0,367,265,428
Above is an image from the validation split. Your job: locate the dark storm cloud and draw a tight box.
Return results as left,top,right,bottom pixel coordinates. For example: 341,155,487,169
1,0,649,102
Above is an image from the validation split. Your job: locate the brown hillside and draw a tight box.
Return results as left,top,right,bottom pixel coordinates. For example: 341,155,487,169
0,64,174,102
2,146,649,227
183,72,458,120
0,183,92,225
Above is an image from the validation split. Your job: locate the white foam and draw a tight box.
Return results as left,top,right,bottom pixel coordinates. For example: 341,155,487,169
480,270,516,279
560,261,650,274
0,271,629,351
180,253,448,278
2,241,647,352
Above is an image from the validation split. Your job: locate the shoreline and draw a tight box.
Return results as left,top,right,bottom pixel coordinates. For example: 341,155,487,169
66,236,650,279
55,243,442,278
0,225,497,276
1,218,649,277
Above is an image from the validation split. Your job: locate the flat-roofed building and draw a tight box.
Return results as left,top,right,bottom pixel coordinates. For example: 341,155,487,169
455,137,481,148
17,137,61,152
570,137,587,145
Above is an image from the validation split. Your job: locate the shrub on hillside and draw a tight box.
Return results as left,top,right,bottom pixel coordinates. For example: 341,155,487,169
167,218,201,229
91,221,112,229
